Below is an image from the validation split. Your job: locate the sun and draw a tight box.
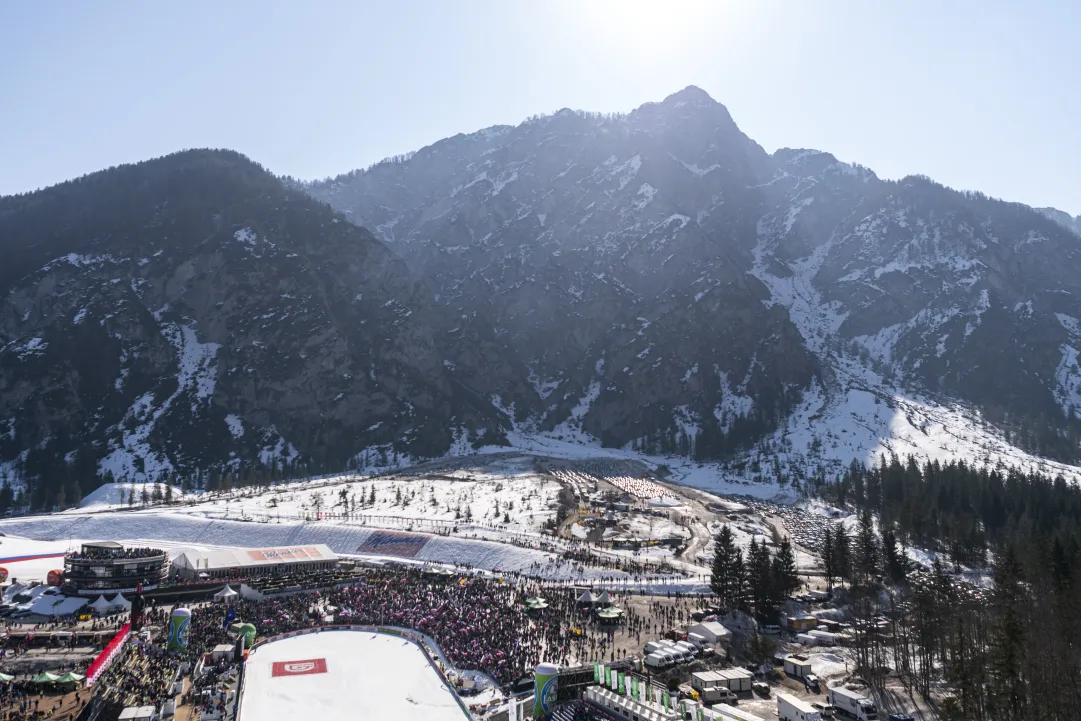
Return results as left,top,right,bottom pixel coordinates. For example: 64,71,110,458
575,0,723,56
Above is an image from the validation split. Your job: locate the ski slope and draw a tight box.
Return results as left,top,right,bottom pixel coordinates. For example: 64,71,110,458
0,512,652,583
239,630,468,721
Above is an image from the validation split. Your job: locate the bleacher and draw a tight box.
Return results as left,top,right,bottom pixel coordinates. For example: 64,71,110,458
244,565,364,595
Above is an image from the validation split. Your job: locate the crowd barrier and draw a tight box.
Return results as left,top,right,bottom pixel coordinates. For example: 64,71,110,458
86,622,132,687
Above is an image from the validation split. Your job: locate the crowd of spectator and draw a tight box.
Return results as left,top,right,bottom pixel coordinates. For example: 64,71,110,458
66,547,164,562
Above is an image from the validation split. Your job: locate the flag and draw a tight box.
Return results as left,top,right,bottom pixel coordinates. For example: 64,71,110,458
599,664,606,687
618,672,625,694
610,668,617,689
631,677,638,699
593,663,601,683
662,692,669,711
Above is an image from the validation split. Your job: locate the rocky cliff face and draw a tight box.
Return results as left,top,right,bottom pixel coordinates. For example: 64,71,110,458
0,150,508,504
5,88,1080,506
309,87,1081,465
308,87,820,457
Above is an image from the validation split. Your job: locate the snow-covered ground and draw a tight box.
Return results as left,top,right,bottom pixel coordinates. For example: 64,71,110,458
742,228,1081,486
240,630,467,721
0,512,668,583
78,482,183,510
0,536,71,582
171,456,560,535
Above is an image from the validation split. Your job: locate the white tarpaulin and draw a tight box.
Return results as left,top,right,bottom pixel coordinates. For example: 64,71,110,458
214,585,239,600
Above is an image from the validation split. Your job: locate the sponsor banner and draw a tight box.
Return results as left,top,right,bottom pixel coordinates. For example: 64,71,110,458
246,547,323,562
354,530,431,559
272,658,328,677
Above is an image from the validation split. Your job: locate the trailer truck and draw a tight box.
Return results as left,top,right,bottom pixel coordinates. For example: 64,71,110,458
777,692,823,721
827,686,878,721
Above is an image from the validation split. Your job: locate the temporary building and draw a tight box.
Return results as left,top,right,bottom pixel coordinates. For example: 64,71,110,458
90,595,114,613
0,672,13,682
171,544,338,581
29,594,88,618
213,585,239,602
525,597,549,610
687,621,732,644
596,591,612,605
577,591,597,605
57,672,84,685
31,672,60,684
112,593,132,610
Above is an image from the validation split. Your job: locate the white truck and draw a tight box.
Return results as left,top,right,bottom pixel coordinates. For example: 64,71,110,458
700,686,738,705
827,686,878,721
777,693,822,721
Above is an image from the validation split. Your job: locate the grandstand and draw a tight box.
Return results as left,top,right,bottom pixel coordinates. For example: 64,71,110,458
171,545,338,581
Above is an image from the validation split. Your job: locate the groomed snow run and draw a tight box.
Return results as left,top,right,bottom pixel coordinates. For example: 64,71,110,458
239,629,468,721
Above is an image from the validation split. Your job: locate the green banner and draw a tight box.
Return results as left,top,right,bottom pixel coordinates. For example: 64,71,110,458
618,672,625,694
594,663,601,683
697,705,705,721
663,692,669,711
631,677,638,699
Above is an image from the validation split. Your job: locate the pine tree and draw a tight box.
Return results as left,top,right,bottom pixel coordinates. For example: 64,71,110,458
854,510,879,588
881,524,907,583
822,525,836,592
747,538,777,622
775,537,800,597
164,484,174,504
987,546,1027,719
832,522,851,586
710,525,742,609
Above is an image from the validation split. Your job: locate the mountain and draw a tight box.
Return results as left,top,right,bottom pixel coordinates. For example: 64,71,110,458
0,150,509,507
308,86,819,458
4,88,1080,508
308,86,1081,473
1037,207,1081,237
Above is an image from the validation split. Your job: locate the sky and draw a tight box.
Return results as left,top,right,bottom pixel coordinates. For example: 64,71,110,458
1,1,1078,214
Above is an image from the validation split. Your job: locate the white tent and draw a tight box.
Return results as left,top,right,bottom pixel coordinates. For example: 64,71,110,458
596,591,612,605
213,585,239,602
577,591,597,605
111,593,132,610
89,595,114,613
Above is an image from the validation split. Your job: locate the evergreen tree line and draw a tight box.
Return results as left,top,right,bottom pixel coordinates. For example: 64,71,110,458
810,456,1081,569
810,457,1081,721
710,525,800,622
0,457,318,514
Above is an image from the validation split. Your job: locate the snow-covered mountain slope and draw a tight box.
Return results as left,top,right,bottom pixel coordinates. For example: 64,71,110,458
1037,206,1081,237
308,87,1081,475
0,150,511,501
4,89,1080,505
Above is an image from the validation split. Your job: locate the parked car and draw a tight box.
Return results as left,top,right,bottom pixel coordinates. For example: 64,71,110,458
761,624,781,635
811,702,836,718
804,673,821,691
752,681,771,696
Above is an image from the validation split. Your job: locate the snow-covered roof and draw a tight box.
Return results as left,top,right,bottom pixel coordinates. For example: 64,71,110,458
689,621,731,638
173,544,337,572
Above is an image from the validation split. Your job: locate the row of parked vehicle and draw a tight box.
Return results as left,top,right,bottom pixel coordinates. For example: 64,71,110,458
643,638,712,668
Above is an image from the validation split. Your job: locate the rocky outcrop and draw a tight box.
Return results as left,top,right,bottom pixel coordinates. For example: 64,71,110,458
0,150,508,502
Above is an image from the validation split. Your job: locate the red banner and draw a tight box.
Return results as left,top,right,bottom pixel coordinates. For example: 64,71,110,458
272,658,327,677
86,623,131,687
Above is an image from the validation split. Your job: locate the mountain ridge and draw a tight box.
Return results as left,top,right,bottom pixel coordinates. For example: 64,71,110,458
4,89,1081,510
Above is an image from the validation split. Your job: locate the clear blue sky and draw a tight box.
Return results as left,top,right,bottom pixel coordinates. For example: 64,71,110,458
2,1,1078,214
